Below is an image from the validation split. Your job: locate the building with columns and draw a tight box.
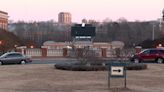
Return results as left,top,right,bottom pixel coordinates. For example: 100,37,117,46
0,10,8,30
58,12,72,24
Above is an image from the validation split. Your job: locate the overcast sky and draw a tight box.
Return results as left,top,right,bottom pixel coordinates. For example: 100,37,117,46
0,0,164,23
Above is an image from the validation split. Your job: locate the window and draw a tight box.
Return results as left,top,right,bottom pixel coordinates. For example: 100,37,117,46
6,53,23,58
142,50,150,55
14,53,23,57
159,50,164,54
150,50,158,54
6,54,15,58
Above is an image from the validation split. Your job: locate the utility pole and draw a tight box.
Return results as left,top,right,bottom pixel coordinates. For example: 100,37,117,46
152,24,155,41
159,18,162,31
163,9,164,21
161,8,164,34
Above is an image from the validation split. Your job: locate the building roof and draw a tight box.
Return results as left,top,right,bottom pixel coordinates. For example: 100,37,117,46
59,12,71,14
0,10,8,14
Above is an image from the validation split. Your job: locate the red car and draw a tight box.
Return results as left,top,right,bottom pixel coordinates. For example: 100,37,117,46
130,48,164,63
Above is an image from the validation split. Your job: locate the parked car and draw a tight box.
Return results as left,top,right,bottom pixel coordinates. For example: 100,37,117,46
0,52,32,65
130,48,164,63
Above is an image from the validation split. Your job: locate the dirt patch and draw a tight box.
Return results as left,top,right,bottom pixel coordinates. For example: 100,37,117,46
0,64,164,92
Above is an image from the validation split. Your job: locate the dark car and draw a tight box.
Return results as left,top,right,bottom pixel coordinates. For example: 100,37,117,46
130,48,164,63
0,52,32,65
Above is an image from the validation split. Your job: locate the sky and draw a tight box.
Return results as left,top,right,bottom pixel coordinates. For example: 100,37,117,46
0,0,164,23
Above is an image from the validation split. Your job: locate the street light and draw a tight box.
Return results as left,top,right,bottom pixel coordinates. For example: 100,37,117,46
14,44,18,48
159,18,163,31
162,9,164,21
30,45,34,49
150,22,156,41
152,23,155,41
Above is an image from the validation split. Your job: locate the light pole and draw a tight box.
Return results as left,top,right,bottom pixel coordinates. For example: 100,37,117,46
160,9,164,35
152,23,155,41
163,9,164,21
159,18,162,31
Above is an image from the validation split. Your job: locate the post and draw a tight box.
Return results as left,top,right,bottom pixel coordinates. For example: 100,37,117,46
162,9,164,21
124,65,127,88
102,48,107,58
108,64,111,89
152,24,155,41
42,48,47,57
63,48,68,57
162,9,164,34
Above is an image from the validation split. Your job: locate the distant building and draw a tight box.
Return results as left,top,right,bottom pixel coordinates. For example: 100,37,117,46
81,19,98,26
0,10,8,30
58,12,71,24
82,19,88,24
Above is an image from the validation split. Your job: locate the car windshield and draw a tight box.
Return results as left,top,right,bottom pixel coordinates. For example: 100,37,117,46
159,50,164,54
0,53,24,58
0,53,9,58
139,49,149,54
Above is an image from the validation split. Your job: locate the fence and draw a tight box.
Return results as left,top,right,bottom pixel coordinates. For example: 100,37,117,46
25,49,42,57
47,49,63,57
17,48,135,58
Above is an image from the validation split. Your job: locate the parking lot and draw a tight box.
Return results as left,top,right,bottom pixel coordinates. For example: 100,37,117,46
0,63,164,92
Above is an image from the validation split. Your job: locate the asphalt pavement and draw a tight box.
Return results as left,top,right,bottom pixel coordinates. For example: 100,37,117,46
31,58,77,64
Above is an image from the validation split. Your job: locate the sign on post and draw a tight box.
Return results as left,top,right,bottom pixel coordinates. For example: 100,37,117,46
108,62,127,88
111,66,124,78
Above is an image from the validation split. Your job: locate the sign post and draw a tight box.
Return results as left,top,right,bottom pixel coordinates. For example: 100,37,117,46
108,62,127,89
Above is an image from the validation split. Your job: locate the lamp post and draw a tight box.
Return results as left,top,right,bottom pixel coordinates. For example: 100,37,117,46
159,18,162,31
152,24,155,41
162,9,164,21
150,22,156,41
160,9,164,34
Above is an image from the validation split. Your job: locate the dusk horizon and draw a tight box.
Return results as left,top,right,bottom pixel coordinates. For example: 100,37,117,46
0,0,164,23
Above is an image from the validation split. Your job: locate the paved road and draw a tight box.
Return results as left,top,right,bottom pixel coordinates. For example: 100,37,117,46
31,58,77,64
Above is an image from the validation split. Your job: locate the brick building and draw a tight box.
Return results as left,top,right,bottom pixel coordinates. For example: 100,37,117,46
0,10,8,30
58,12,71,24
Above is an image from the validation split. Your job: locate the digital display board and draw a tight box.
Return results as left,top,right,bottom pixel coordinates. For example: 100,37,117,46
71,24,96,37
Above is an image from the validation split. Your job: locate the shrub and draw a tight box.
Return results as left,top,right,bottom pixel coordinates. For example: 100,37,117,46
54,62,147,71
126,63,147,70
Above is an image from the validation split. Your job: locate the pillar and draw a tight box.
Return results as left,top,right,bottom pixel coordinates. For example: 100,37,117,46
135,46,142,54
63,48,68,57
42,48,47,57
101,48,107,58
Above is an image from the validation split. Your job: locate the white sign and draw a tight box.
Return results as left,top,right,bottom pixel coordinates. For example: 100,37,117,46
111,66,124,76
75,36,91,39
